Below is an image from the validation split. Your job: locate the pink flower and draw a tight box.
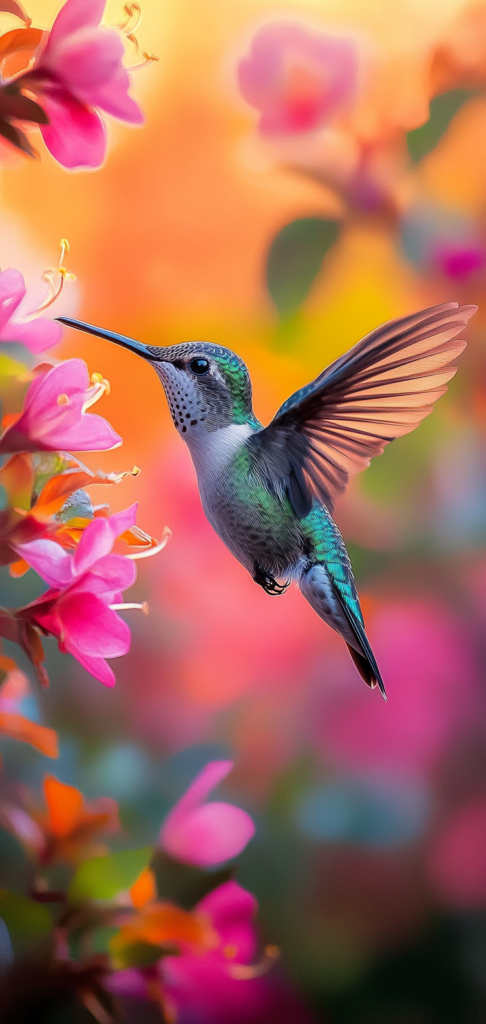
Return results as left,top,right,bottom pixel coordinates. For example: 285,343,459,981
160,760,255,866
162,882,262,1023
26,0,144,169
0,358,121,454
319,601,478,777
14,505,138,686
111,880,310,1024
0,268,62,352
434,244,485,280
428,798,486,909
238,22,358,135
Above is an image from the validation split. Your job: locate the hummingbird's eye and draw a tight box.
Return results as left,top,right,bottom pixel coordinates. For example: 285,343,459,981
189,357,210,376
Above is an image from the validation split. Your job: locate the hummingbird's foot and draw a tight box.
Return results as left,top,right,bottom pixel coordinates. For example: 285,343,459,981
253,564,290,596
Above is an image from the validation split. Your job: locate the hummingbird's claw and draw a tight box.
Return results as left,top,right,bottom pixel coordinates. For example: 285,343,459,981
253,564,290,596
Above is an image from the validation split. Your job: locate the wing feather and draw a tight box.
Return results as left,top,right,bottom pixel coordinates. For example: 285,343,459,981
248,302,476,517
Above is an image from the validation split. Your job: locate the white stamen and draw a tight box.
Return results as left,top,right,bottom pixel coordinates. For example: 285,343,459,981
110,602,149,613
126,528,171,560
82,381,109,412
228,945,280,980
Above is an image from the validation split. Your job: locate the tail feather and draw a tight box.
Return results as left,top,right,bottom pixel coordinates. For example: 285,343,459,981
338,595,387,700
298,557,386,698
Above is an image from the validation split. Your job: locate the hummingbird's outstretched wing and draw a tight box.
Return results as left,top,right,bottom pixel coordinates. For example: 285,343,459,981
248,301,477,517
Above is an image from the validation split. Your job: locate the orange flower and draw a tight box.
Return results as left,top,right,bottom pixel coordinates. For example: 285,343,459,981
1,774,119,864
0,451,155,577
110,866,216,968
0,656,57,757
36,775,120,865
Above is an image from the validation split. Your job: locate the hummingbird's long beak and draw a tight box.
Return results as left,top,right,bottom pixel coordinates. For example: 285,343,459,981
56,317,156,360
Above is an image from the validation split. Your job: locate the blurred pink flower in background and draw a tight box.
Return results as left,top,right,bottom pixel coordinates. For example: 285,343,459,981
160,759,255,866
238,22,358,135
15,505,139,686
319,601,478,777
26,0,144,168
0,268,62,351
433,243,485,280
428,798,486,908
0,358,121,454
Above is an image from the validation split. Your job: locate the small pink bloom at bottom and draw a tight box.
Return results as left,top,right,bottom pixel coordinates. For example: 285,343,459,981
159,760,255,866
110,881,315,1024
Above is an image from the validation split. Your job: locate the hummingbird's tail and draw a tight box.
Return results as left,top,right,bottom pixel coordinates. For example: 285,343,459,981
299,561,386,698
299,560,386,698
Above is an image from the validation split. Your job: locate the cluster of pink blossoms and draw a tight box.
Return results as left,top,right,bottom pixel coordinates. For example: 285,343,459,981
1,759,297,1022
0,252,165,688
0,0,149,168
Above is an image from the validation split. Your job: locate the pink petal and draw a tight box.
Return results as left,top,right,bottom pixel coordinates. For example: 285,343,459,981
44,0,105,53
160,761,255,866
26,359,89,407
0,268,25,331
106,503,138,542
79,554,136,594
0,315,62,352
39,89,107,170
74,518,116,574
13,538,74,587
170,760,235,818
48,411,121,452
197,880,257,960
45,28,125,98
59,591,131,657
65,647,116,687
87,62,144,124
0,406,121,455
161,801,255,867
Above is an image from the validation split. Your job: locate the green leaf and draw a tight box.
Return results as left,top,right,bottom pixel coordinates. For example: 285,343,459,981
69,847,153,903
152,850,232,910
406,89,476,163
112,940,168,970
0,889,52,956
266,217,340,319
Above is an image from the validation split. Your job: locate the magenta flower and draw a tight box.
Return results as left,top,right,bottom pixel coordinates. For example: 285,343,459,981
162,882,263,1023
111,881,290,1024
0,268,62,352
26,0,143,169
14,505,139,686
434,243,485,280
0,358,121,455
238,22,358,135
160,760,255,866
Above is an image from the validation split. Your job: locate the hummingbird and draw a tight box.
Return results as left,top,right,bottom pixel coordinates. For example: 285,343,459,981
58,301,476,698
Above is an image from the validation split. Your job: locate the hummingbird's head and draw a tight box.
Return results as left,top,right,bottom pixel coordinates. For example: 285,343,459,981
56,319,257,435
